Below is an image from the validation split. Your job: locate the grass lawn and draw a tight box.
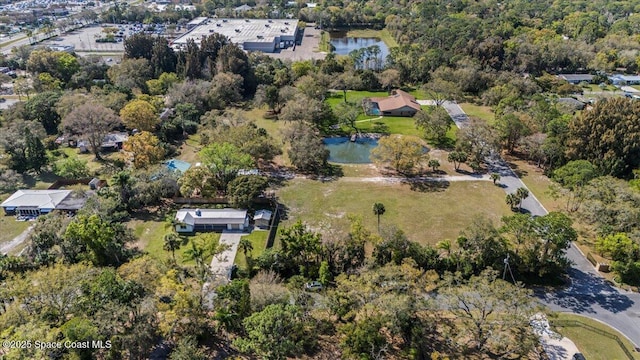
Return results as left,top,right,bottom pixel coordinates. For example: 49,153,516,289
243,107,291,144
354,116,422,137
582,84,618,92
553,313,640,360
459,103,495,124
345,29,399,48
276,178,512,245
132,217,222,266
0,216,31,249
327,90,389,109
177,134,202,164
234,230,269,269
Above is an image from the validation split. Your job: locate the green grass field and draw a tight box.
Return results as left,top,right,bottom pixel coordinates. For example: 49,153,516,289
234,230,269,269
553,314,640,360
354,116,422,136
459,103,495,124
276,178,512,245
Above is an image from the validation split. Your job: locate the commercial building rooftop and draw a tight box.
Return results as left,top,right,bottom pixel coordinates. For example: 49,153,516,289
172,18,298,51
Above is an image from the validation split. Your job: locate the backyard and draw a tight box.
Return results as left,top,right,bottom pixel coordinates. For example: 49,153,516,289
276,178,511,245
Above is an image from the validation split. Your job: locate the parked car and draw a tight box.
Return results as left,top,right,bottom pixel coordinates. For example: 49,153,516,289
304,281,323,291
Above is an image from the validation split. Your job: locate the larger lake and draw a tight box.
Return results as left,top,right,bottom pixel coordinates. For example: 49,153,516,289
329,32,389,68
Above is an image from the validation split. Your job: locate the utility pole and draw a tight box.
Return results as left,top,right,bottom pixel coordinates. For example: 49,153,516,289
503,254,516,283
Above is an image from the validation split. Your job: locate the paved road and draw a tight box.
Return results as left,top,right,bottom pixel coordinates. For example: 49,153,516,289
440,101,640,348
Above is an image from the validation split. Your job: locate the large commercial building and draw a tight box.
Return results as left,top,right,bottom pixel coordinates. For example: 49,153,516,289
171,18,299,53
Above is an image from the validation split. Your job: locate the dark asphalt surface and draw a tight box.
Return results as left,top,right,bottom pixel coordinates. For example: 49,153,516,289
442,101,640,348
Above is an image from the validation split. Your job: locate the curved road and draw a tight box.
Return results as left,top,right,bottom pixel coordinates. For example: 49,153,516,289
441,101,640,348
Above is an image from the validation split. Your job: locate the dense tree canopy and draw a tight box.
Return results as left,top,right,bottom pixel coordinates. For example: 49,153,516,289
567,98,640,178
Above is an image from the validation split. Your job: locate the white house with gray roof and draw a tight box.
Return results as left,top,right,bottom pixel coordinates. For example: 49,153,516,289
1,190,86,216
175,208,249,232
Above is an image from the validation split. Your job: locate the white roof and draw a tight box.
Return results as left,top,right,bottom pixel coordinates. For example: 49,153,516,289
1,190,72,209
253,209,272,221
172,18,298,48
176,208,247,226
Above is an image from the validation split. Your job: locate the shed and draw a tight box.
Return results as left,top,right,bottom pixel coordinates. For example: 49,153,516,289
253,209,272,229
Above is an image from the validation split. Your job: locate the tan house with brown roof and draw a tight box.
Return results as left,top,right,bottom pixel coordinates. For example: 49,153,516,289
364,90,422,117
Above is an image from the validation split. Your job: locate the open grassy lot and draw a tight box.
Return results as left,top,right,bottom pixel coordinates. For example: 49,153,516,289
553,313,640,360
276,178,512,245
234,230,269,269
459,103,495,124
345,29,399,48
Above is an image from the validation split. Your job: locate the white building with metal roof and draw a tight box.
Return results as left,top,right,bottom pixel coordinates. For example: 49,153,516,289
172,18,299,53
175,208,249,232
1,189,86,216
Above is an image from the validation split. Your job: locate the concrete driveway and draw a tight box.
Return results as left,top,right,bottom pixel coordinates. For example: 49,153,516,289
439,101,640,348
209,231,244,283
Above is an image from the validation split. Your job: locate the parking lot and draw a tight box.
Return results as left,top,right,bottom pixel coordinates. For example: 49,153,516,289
266,25,326,61
42,25,125,53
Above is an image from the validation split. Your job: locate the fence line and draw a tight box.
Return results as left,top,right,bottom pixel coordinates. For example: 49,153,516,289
265,200,280,250
551,319,635,360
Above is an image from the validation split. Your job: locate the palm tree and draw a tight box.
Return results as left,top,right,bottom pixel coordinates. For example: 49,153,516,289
184,241,207,281
516,187,530,211
163,232,181,261
373,202,386,233
436,239,452,256
490,173,501,185
239,238,253,258
506,193,518,211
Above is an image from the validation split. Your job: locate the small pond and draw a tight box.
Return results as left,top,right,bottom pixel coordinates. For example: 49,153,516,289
323,137,379,164
329,32,389,68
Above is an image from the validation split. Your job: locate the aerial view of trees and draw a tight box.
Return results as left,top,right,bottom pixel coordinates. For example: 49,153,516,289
4,0,640,357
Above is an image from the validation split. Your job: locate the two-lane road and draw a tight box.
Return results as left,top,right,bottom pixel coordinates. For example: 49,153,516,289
440,101,640,348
